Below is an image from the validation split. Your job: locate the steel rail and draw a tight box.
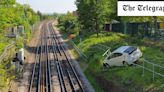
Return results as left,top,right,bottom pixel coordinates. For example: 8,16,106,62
47,23,66,92
29,22,54,92
48,23,85,92
38,24,45,92
28,38,40,92
60,37,85,92
46,23,53,92
56,62,66,92
48,23,76,92
28,25,43,92
66,69,77,92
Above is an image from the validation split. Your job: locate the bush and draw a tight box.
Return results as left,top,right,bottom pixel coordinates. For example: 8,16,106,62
76,32,164,92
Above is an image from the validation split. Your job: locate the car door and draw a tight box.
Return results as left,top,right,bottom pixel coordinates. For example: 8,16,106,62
108,53,123,66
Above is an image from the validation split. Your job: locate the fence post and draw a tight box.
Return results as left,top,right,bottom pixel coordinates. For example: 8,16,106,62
153,64,155,81
124,22,127,34
142,60,145,77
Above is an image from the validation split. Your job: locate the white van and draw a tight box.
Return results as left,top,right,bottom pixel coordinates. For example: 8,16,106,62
103,46,142,67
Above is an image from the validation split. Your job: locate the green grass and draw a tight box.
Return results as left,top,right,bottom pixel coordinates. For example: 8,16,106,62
74,32,164,92
0,33,20,89
84,70,102,92
0,43,8,53
0,34,11,54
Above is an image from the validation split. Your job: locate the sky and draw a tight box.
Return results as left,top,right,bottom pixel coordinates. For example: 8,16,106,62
16,0,77,14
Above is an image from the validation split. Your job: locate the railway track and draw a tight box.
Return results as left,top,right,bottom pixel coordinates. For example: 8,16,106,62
48,22,85,92
28,23,52,92
28,21,85,92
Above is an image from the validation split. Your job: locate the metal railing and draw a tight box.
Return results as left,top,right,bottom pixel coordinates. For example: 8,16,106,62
70,41,112,61
133,59,164,81
73,42,164,81
71,41,164,81
0,41,15,63
69,40,88,61
92,44,110,52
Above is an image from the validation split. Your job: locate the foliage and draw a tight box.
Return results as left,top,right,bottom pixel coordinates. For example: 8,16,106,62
0,3,40,32
72,0,164,91
38,13,59,20
76,0,119,34
0,0,16,6
16,36,24,49
58,12,79,34
0,58,15,88
75,33,164,92
0,1,40,89
23,4,40,25
76,0,164,35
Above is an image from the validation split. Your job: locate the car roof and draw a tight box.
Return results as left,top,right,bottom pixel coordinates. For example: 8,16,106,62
113,46,133,53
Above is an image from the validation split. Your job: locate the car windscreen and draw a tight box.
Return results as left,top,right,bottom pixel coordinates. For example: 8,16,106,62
124,47,137,55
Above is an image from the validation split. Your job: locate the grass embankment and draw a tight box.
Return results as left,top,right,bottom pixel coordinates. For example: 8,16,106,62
71,33,164,92
0,34,16,90
0,22,40,90
0,34,11,53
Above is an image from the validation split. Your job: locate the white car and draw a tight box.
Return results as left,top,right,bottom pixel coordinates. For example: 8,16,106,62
103,46,142,67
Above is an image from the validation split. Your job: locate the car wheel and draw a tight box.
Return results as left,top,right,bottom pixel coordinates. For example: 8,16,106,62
123,61,129,66
134,60,139,63
103,63,110,68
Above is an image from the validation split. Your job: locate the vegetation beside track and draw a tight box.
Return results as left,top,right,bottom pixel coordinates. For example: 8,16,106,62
57,12,79,35
57,10,164,91
0,0,40,90
66,32,164,92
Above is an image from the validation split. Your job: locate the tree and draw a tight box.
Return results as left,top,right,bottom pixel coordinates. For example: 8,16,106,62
58,12,78,34
0,1,40,89
0,0,16,6
37,11,43,20
76,0,119,35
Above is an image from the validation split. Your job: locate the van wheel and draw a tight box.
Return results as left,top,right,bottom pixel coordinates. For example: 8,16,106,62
123,61,129,66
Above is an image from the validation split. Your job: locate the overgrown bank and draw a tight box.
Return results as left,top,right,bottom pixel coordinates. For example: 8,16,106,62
0,0,40,91
70,33,164,92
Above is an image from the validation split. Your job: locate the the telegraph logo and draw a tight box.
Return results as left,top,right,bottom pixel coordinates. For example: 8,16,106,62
117,0,164,16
